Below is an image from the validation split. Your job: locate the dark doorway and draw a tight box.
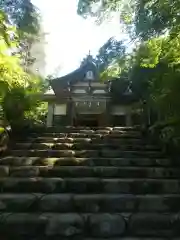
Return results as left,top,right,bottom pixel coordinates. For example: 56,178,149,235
74,115,99,127
112,115,126,126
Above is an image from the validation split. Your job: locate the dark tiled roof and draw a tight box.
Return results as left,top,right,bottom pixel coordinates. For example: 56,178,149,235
50,61,99,92
49,61,138,104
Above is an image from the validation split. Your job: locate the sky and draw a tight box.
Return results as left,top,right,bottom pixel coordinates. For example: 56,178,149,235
33,0,125,76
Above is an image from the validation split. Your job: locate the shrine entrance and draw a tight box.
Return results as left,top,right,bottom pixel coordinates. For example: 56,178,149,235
73,114,99,127
72,99,107,127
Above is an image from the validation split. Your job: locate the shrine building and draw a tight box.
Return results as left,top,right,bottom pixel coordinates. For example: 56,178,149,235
43,56,141,127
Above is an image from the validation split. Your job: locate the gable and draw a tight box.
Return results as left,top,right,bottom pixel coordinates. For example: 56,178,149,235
50,61,101,95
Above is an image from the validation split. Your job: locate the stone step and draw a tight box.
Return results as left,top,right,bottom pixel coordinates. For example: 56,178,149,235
0,157,171,167
27,137,145,144
0,212,179,237
0,177,179,194
13,142,160,151
84,239,178,240
0,193,179,213
8,149,163,158
85,239,179,240
32,128,141,135
44,126,140,132
34,132,142,139
1,166,179,179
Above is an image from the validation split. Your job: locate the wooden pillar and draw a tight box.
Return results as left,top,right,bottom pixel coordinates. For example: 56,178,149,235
105,100,112,126
99,100,111,126
126,113,132,126
46,103,54,127
66,99,73,126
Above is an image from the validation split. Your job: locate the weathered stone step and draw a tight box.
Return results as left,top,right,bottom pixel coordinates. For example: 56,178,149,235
35,132,142,139
2,166,179,179
44,126,139,132
8,149,163,158
27,137,145,144
32,128,140,135
85,239,179,240
0,177,179,194
0,212,179,237
0,193,179,213
84,239,178,240
31,130,142,138
13,142,160,151
0,157,171,167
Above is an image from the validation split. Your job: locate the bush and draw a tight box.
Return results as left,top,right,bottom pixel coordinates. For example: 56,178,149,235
2,86,48,135
0,126,9,152
149,118,180,156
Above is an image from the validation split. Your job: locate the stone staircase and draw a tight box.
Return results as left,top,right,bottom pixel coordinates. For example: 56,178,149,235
0,126,180,239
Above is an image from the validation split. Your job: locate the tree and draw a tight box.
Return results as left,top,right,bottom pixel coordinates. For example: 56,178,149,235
0,0,41,71
0,11,25,94
77,0,180,40
78,0,180,105
78,0,180,149
0,10,47,131
81,37,126,76
95,37,125,71
0,0,39,35
127,35,180,124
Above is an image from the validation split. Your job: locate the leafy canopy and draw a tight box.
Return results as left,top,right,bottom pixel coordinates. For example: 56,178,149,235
0,0,40,35
78,0,180,147
77,0,180,39
0,10,47,128
95,37,125,72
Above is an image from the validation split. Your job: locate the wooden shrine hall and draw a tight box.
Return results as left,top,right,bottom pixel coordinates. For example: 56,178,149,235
44,56,140,127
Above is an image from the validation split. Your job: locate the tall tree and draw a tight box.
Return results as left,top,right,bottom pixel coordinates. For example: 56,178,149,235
78,0,180,147
0,10,47,129
95,37,125,71
0,0,41,71
81,37,125,74
0,0,39,34
77,0,180,40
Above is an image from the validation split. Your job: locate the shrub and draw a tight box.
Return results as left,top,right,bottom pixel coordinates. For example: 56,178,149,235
0,126,9,152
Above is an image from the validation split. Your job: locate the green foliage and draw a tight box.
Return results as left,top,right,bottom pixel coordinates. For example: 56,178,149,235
133,39,162,68
77,0,121,20
0,0,40,35
0,12,25,97
127,35,180,152
77,0,180,152
0,125,9,152
100,62,121,81
0,0,41,71
81,38,126,81
0,10,47,132
2,87,29,124
0,127,5,134
139,36,180,110
77,0,180,39
95,37,125,72
25,102,48,125
1,75,48,130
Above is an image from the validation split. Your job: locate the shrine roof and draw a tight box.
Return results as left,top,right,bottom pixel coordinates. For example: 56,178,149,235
50,61,99,91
